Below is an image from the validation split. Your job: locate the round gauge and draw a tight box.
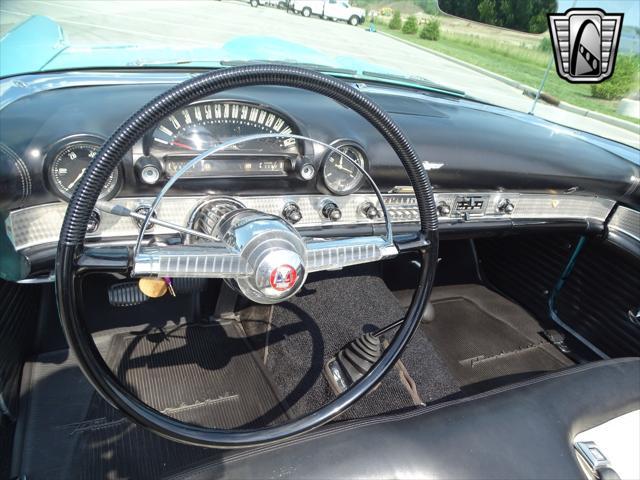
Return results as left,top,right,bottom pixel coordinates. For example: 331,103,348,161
48,139,119,199
322,144,366,195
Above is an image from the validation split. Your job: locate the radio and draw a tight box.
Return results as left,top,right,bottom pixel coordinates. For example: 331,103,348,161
454,196,487,215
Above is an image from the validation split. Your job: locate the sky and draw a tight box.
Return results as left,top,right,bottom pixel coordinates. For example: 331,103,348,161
557,0,640,28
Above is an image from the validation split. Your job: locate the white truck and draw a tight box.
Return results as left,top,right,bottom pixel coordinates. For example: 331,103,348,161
293,0,366,26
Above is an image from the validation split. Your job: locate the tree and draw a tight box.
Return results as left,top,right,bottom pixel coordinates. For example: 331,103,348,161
419,18,441,40
402,15,419,34
388,10,402,30
437,0,557,33
477,0,496,24
415,0,439,15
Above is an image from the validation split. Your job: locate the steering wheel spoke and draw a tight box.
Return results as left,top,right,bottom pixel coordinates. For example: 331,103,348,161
305,236,397,272
132,242,251,278
75,245,131,274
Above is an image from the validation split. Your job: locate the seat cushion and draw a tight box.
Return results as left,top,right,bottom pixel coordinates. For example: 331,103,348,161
169,358,640,480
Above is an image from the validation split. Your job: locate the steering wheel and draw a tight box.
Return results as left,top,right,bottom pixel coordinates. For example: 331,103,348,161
55,65,440,448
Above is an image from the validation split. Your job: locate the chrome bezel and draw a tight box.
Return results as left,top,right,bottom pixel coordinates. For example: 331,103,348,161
147,99,305,180
321,140,367,195
44,134,122,201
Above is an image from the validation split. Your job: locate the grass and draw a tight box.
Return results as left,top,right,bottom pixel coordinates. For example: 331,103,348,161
376,23,640,124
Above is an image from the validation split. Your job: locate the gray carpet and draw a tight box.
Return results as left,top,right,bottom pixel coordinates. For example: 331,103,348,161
256,268,461,420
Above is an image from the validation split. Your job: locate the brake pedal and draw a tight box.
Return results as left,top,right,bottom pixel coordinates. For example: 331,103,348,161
108,278,208,307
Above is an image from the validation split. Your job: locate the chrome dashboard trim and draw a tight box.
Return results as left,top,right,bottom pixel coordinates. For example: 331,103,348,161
608,206,640,242
6,192,616,252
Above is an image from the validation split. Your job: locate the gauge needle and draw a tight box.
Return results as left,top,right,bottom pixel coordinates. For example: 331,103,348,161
335,164,354,174
67,168,87,190
172,141,196,150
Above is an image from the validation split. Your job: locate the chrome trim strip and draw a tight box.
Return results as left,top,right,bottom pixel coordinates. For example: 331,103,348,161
305,236,396,272
5,192,616,252
132,244,251,278
608,206,640,242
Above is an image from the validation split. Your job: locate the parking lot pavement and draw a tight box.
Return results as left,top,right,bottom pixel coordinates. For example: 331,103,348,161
1,0,637,147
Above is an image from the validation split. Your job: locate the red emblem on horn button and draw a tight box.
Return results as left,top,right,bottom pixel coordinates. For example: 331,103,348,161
269,265,297,291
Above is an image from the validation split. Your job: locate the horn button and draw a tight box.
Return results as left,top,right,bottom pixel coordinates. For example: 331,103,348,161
212,209,307,304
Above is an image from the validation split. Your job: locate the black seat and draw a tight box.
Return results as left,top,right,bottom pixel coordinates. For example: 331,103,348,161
169,358,640,480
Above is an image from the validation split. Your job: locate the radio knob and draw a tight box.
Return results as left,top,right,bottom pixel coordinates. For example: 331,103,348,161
437,201,451,216
360,202,379,220
497,198,515,214
322,201,342,222
282,202,303,224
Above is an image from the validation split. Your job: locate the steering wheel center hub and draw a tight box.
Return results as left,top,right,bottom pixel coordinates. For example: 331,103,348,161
212,208,307,303
258,250,304,298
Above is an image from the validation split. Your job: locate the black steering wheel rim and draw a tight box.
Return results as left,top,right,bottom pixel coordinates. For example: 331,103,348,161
55,64,440,448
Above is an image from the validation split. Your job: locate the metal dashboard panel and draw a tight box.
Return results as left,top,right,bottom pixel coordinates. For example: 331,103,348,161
6,192,617,252
608,206,640,242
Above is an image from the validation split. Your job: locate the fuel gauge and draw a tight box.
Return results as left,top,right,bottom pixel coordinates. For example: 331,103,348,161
46,135,121,200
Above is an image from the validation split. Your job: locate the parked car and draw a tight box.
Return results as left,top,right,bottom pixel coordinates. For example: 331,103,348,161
293,0,365,25
250,0,288,8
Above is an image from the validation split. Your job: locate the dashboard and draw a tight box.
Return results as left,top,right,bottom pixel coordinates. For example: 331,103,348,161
1,70,639,281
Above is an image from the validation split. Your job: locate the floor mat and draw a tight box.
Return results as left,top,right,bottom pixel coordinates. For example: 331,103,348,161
17,322,287,480
253,267,461,421
424,284,574,394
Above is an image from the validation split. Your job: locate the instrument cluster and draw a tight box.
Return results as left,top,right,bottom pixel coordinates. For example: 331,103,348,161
40,100,370,201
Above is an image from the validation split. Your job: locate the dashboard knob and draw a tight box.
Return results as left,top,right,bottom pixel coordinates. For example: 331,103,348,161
437,201,451,216
86,209,101,234
299,163,316,181
135,156,163,185
282,202,303,224
360,202,379,220
322,201,342,222
133,204,156,231
497,198,515,214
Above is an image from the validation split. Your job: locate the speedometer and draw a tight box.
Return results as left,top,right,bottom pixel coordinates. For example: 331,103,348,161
149,101,300,178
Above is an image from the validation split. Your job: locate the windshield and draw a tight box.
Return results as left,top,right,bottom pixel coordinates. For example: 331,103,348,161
1,0,638,147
